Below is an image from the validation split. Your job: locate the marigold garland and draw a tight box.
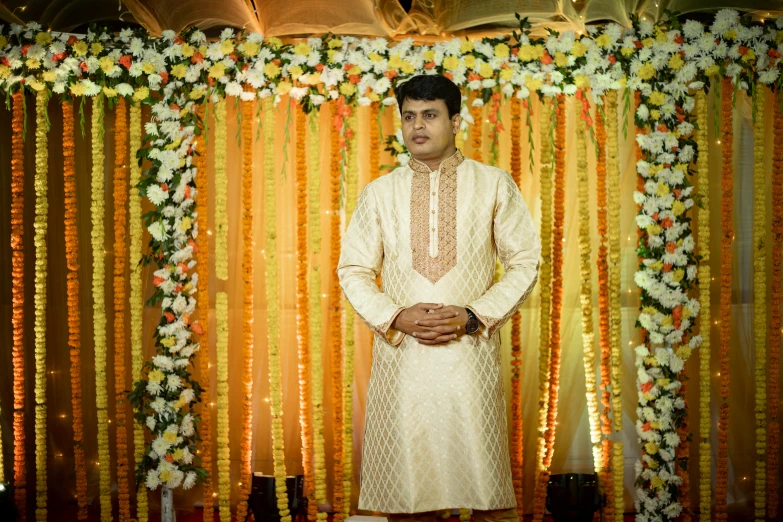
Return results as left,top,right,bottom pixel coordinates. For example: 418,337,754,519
308,109,328,522
370,102,381,182
534,95,554,477
214,99,228,281
675,365,691,522
575,96,602,476
488,91,503,166
694,90,711,522
264,97,292,522
342,109,359,517
235,97,257,522
112,96,131,522
768,88,783,522
533,94,565,522
193,102,214,519
128,102,148,522
752,82,767,522
33,89,49,522
470,94,483,162
330,99,346,522
509,95,524,512
91,93,111,522
295,102,315,522
215,292,231,522
715,77,733,522
595,97,615,521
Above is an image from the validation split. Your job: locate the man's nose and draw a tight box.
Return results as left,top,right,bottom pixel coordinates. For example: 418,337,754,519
414,116,425,129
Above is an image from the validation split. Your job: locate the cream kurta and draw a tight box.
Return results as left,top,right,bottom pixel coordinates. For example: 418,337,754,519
337,150,540,513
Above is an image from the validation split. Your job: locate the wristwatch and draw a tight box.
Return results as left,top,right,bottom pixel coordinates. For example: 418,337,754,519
465,308,480,335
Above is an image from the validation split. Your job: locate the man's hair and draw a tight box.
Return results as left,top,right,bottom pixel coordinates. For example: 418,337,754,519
395,75,462,119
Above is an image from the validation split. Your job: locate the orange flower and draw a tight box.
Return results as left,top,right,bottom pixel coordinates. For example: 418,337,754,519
470,93,483,162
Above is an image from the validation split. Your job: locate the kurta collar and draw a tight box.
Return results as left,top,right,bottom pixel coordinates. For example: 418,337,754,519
409,149,464,176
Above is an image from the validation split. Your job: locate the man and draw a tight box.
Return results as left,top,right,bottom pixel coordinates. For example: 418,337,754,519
337,75,540,522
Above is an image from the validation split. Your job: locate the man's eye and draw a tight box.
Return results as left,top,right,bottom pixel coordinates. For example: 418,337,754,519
426,114,435,118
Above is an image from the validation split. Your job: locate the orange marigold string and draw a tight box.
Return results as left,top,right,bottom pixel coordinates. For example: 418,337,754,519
235,97,256,522
533,94,566,522
193,103,214,519
112,96,131,522
11,89,27,522
509,95,524,512
470,93,483,162
330,99,346,522
715,77,733,522
63,100,88,521
676,364,691,522
370,102,381,182
768,89,783,521
595,101,615,521
295,103,315,517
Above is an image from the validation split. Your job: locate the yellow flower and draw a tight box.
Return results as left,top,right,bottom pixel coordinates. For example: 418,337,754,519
348,65,360,76
668,53,684,70
72,41,88,56
638,62,655,80
518,44,538,62
142,62,156,74
388,54,403,69
102,86,117,98
392,141,404,153
163,431,178,443
443,55,460,71
650,109,660,121
571,41,587,58
480,62,493,78
423,50,435,61
645,442,659,455
724,29,737,41
289,65,303,79
327,38,342,49
648,91,666,106
657,378,670,387
621,46,634,57
181,43,195,58
28,79,44,91
99,56,114,73
460,39,474,53
642,306,658,316
264,62,281,78
160,469,172,482
220,39,235,55
574,75,590,89
741,49,756,62
525,77,543,91
400,61,415,74
647,224,662,235
642,37,654,48
500,68,513,81
656,182,670,196
171,64,187,79
655,28,668,43
705,64,720,76
596,34,612,48
133,86,149,101
172,448,183,461
339,82,356,96
494,43,510,59
676,346,692,360
651,476,664,489
0,35,7,48
91,42,104,55
276,81,293,95
208,62,226,79
294,42,312,56
25,58,41,69
672,200,685,216
179,216,192,232
648,458,659,469
463,55,476,68
148,369,165,383
42,70,56,82
190,87,207,100
240,42,260,57
69,83,86,96
649,260,663,271
555,52,568,67
160,337,176,347
369,52,383,63
671,268,685,283
660,315,673,327
36,32,52,46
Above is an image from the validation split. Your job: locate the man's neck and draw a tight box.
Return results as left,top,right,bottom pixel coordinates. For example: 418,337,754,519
414,146,458,172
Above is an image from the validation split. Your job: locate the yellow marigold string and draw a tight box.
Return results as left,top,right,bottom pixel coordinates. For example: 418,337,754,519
369,102,381,181
330,99,346,522
33,89,49,522
342,109,360,517
215,291,231,522
595,97,615,521
235,96,256,522
575,95,601,474
752,82,767,522
193,102,214,520
715,77,733,522
470,95,483,162
533,94,566,522
694,90,711,522
308,109,328,522
264,97,291,522
509,96,524,512
91,93,111,522
214,99,228,281
535,94,553,477
768,89,783,522
295,103,315,521
676,366,691,522
10,90,25,522
112,96,131,522
128,102,147,522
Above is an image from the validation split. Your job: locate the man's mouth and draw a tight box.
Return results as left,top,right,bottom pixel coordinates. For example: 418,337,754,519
412,135,428,144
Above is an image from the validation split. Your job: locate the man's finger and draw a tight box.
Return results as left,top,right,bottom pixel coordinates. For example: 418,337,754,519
418,323,458,333
415,312,452,323
418,303,443,310
417,334,458,345
412,330,443,340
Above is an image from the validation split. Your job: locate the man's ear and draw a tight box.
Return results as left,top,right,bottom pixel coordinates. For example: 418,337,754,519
452,114,461,134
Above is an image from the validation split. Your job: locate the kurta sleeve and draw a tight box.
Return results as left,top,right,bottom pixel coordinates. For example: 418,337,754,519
466,172,541,340
338,184,406,346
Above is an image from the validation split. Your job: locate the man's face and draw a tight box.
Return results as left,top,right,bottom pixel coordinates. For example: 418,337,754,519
400,98,460,162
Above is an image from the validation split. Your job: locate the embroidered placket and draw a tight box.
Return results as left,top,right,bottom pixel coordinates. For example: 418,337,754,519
429,170,440,258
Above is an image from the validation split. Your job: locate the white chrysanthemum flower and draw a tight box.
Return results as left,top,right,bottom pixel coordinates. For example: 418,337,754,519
146,469,162,490
183,471,197,490
146,416,157,431
146,380,164,396
152,436,170,456
147,221,169,241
